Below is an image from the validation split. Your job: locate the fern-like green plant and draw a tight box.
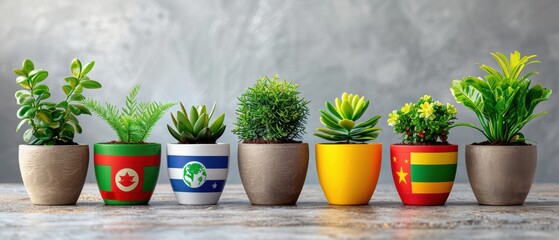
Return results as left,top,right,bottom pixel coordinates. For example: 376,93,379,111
451,51,553,144
83,85,176,143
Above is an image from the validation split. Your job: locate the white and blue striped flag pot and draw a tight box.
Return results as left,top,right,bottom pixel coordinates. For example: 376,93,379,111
167,143,230,205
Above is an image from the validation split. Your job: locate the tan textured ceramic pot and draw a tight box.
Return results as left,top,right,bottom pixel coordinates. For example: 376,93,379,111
238,143,309,205
19,145,89,205
466,145,537,206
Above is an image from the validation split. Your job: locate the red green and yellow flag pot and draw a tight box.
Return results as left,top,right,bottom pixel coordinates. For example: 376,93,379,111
390,144,458,206
94,143,161,205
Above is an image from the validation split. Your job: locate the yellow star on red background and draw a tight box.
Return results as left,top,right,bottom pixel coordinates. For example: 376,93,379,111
396,167,408,184
393,156,397,162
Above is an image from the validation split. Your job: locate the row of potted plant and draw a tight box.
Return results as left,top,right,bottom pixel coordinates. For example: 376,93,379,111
14,51,552,207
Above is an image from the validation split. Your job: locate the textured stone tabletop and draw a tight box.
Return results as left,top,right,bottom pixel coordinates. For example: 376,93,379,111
1,183,559,239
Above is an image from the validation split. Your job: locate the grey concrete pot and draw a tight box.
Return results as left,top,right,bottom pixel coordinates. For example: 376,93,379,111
238,143,309,205
466,145,537,206
19,145,89,205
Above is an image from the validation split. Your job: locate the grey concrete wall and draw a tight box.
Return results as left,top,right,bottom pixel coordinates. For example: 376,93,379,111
0,0,557,184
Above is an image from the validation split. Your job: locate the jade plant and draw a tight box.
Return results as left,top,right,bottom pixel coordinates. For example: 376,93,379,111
167,102,226,144
314,92,382,143
450,51,552,144
83,85,175,143
14,59,102,145
232,74,310,143
388,95,457,144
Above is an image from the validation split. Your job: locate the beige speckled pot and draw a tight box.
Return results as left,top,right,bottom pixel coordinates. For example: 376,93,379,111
466,145,537,206
19,145,89,205
238,143,309,205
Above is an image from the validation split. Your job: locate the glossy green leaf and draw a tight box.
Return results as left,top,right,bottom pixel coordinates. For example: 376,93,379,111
70,58,81,78
30,71,48,84
23,128,34,142
32,84,50,96
22,59,34,74
65,77,78,87
81,80,102,89
338,119,355,131
13,68,27,77
17,106,33,119
16,94,35,106
62,85,73,96
16,119,30,132
81,61,95,76
209,113,225,133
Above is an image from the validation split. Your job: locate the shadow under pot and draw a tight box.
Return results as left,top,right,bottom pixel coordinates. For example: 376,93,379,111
238,143,309,205
167,143,230,205
94,143,161,205
19,145,89,205
466,145,536,206
390,144,458,206
315,143,382,205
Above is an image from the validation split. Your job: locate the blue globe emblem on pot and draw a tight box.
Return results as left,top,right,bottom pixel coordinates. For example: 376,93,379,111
183,161,207,188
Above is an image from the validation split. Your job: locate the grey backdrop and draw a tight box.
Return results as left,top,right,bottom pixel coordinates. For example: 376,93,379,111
0,0,557,184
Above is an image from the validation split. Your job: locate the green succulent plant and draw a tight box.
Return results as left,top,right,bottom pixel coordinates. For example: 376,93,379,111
14,58,102,145
83,85,176,144
167,102,226,144
451,51,553,144
232,74,310,143
314,92,381,143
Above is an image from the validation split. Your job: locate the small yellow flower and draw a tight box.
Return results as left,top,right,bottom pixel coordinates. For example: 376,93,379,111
435,101,442,106
447,103,457,115
419,102,434,119
420,95,431,102
400,103,412,114
388,110,399,126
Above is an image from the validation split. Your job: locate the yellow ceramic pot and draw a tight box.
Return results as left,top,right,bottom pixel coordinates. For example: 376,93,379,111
315,143,382,205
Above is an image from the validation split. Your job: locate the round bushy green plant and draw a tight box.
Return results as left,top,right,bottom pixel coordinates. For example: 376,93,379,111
388,95,457,144
232,74,310,143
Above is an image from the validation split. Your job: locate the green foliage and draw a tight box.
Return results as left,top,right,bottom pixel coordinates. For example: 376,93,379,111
232,74,310,142
314,92,381,143
167,102,226,144
83,85,175,143
388,95,457,144
14,59,101,145
451,51,553,144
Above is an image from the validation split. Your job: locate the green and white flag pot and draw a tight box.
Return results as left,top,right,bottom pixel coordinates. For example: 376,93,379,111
167,143,230,205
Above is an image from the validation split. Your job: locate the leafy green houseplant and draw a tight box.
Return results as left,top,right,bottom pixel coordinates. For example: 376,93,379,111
233,74,310,205
387,95,459,206
83,85,175,205
451,51,552,144
15,59,101,145
314,93,383,205
451,51,553,205
166,102,230,205
15,58,101,205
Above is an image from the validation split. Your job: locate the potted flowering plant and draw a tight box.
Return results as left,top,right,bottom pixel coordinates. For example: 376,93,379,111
14,58,101,205
166,102,228,205
314,93,382,205
232,74,310,205
451,51,552,205
387,95,458,205
83,85,175,205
